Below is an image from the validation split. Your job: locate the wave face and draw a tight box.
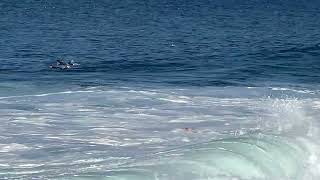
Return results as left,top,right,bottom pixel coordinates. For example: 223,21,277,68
0,86,320,179
107,135,316,180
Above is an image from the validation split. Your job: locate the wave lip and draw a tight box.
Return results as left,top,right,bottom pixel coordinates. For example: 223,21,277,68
105,134,317,180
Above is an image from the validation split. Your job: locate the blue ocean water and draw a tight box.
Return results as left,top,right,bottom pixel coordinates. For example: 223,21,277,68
1,0,320,179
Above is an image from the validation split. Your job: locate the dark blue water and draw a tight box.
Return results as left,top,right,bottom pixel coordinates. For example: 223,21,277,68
1,0,320,89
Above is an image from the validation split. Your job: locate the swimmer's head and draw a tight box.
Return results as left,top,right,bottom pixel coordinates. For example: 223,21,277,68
183,128,193,132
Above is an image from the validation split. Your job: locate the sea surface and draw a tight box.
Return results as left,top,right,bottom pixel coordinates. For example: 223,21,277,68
1,0,320,179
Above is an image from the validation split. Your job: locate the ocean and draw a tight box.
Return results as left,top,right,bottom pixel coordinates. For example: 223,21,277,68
1,0,320,179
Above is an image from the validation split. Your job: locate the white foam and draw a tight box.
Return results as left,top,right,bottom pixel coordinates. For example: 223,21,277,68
18,164,44,168
0,170,45,175
89,138,122,146
1,86,320,179
271,87,315,94
0,164,9,167
0,90,96,99
73,158,105,164
159,97,189,103
0,143,30,152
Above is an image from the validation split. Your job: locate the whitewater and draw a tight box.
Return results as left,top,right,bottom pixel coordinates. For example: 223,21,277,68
1,85,320,179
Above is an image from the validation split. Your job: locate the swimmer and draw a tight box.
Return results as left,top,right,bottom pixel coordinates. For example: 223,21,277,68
183,128,193,132
50,59,78,69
